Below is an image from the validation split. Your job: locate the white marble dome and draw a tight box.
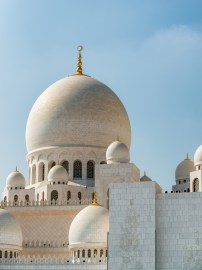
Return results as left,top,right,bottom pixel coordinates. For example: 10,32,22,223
106,140,130,164
6,170,25,189
48,165,69,182
175,155,195,180
194,145,202,166
0,209,22,250
69,205,109,249
26,75,131,153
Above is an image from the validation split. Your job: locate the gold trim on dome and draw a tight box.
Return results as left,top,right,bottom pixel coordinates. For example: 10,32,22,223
186,153,189,160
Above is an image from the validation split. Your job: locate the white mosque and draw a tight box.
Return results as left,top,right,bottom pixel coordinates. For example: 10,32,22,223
1,47,202,270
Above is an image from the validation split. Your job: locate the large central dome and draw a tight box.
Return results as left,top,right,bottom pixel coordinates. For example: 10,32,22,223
26,75,131,153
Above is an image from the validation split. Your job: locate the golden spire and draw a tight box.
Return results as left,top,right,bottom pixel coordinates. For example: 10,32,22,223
76,45,83,75
186,152,189,160
116,135,120,141
91,191,99,206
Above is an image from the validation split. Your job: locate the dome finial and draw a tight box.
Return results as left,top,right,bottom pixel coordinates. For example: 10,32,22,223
144,171,146,176
186,152,189,160
15,166,18,172
91,191,99,206
116,135,120,141
76,45,83,75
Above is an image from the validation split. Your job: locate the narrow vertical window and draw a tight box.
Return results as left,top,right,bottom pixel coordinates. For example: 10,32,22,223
87,161,94,179
38,162,45,182
73,160,82,179
67,191,71,201
32,164,36,184
78,192,82,201
193,178,199,192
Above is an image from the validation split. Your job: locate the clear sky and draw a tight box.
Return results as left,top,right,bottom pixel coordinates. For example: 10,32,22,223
0,0,202,193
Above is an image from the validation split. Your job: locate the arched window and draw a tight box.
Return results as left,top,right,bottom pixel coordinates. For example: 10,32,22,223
82,249,85,258
94,249,97,256
0,251,2,258
32,165,36,184
77,250,80,258
88,249,91,258
25,194,29,202
51,190,58,201
38,162,45,182
10,251,12,258
100,249,103,257
14,252,16,258
78,192,82,201
73,160,82,179
4,196,7,202
14,195,18,202
5,251,8,258
42,192,44,201
87,161,94,179
48,161,56,172
61,160,69,173
193,178,199,192
67,191,71,201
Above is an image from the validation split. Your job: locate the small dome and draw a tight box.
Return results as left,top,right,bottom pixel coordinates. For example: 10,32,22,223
48,165,69,182
6,170,25,189
69,205,109,249
175,154,195,181
0,209,22,250
194,145,202,166
140,172,152,182
106,140,130,164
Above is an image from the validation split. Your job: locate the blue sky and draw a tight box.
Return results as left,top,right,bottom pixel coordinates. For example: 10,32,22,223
0,0,202,193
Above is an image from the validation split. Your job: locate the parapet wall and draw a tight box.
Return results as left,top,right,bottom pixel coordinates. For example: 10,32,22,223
109,181,202,270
